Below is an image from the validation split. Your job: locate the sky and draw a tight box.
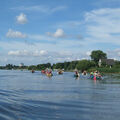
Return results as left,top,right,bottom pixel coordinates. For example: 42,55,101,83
0,0,120,65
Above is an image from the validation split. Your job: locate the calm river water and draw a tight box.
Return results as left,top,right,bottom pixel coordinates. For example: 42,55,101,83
0,70,120,120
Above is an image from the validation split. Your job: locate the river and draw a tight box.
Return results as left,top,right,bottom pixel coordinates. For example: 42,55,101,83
0,70,120,120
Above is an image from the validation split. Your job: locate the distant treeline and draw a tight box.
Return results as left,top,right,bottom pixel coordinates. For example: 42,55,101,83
1,60,120,73
0,60,95,71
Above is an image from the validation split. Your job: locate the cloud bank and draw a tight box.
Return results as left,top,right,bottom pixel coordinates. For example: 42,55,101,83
84,8,120,45
6,29,27,38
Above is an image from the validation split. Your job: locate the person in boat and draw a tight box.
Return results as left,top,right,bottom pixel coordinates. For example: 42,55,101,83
82,70,87,76
41,70,46,74
92,70,102,80
49,70,52,74
74,70,80,77
32,69,35,73
90,71,94,76
46,69,53,76
90,71,94,79
93,70,97,76
58,70,63,74
96,72,102,79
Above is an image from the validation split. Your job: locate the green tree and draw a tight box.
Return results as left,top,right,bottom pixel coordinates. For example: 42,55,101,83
6,64,13,69
54,63,64,69
76,60,95,71
113,61,120,68
67,61,78,70
64,62,70,70
90,50,107,64
28,65,36,70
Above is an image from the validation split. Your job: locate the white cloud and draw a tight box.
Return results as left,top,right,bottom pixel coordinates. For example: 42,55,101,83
84,8,120,44
8,50,29,56
3,43,120,65
2,8,120,64
8,50,48,57
16,13,27,24
6,29,27,38
33,50,48,56
6,48,87,64
106,49,120,60
40,50,47,55
86,51,91,56
47,29,65,38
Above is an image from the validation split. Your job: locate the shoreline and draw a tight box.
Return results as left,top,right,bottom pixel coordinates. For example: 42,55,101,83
0,68,120,74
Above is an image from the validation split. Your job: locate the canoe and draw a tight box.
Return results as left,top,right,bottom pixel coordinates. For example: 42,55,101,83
96,76,102,80
32,70,35,73
46,73,53,77
90,75,102,80
58,71,63,75
41,70,46,74
74,74,79,77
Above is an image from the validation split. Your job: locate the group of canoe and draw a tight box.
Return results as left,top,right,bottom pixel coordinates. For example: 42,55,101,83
32,69,53,77
41,69,64,77
41,69,53,77
32,69,63,77
31,69,102,80
74,70,102,80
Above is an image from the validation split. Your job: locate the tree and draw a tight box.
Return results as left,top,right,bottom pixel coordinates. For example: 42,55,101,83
36,63,51,70
67,61,78,70
64,62,70,70
54,63,64,69
90,50,107,64
6,64,13,69
76,60,95,71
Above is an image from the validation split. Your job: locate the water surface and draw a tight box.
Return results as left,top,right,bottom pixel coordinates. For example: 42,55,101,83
0,70,120,120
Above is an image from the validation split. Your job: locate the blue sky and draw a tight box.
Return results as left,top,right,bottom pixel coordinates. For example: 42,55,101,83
0,0,120,65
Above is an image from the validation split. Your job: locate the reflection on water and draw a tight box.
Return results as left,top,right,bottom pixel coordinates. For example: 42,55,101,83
0,70,120,120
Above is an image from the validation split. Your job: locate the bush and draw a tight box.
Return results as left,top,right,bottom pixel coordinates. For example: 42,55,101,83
95,67,120,73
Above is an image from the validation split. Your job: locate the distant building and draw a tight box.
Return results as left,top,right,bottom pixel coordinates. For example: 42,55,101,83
98,59,115,67
98,59,102,67
19,63,24,67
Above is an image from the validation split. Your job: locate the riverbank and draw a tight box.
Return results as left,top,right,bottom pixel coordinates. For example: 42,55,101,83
1,67,120,74
1,59,120,74
88,67,120,74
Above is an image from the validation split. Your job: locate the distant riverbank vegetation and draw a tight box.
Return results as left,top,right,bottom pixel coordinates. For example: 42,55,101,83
1,50,120,73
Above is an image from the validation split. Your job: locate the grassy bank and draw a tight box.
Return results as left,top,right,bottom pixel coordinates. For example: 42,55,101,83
88,67,120,73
